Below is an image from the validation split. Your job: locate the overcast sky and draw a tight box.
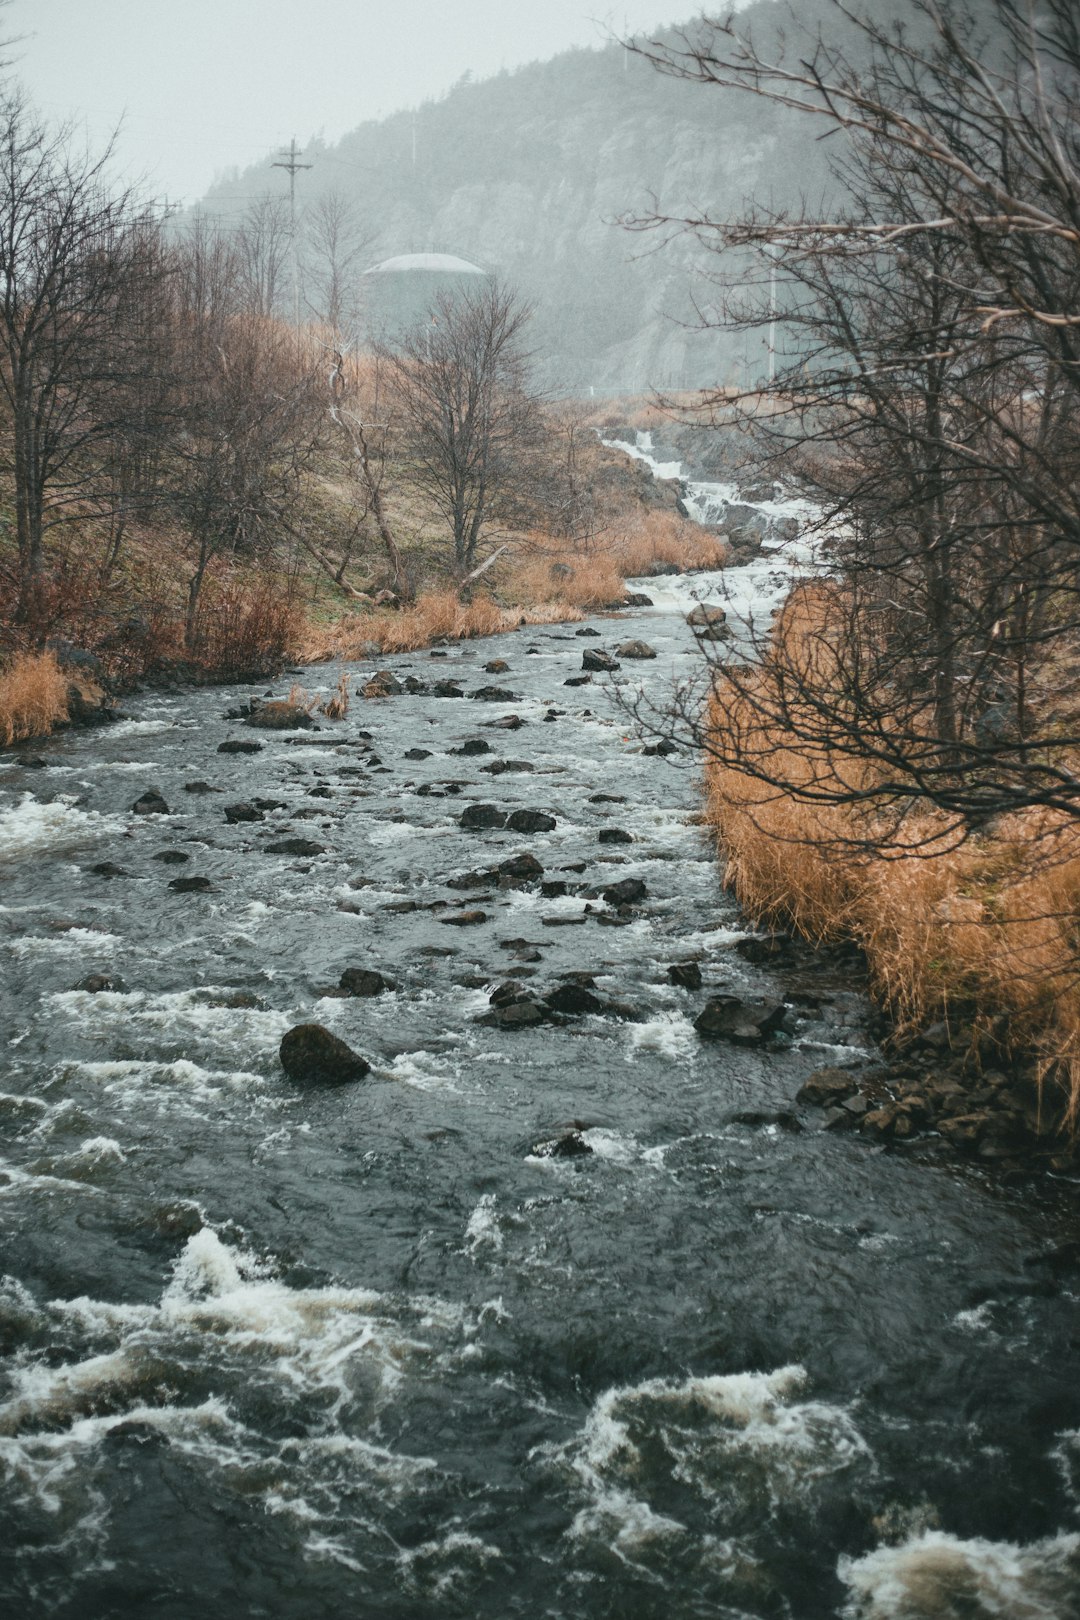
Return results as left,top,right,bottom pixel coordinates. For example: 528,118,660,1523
8,1,709,206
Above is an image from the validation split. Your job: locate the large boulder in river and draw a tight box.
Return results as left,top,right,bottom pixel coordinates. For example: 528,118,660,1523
582,648,620,673
245,699,317,729
280,1023,370,1084
694,996,793,1045
686,604,729,641
362,671,403,699
338,968,391,997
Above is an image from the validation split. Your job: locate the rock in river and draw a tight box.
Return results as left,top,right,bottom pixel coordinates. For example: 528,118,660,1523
601,877,647,907
280,1023,370,1084
265,837,326,857
616,640,657,659
224,801,263,824
460,804,508,831
582,649,620,673
686,604,729,641
694,995,794,1045
218,739,263,755
507,809,556,834
668,961,703,990
338,968,391,997
132,790,169,815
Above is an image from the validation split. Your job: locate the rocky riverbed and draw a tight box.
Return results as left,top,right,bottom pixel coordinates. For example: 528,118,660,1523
2,525,1080,1617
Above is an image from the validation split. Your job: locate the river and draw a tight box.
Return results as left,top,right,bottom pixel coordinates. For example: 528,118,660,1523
1,463,1078,1618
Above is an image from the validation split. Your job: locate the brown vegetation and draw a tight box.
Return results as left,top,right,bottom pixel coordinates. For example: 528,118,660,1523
703,593,1080,1125
0,651,75,745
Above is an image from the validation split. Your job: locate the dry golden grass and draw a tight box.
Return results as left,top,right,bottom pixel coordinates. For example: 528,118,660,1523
0,651,77,745
703,593,1080,1121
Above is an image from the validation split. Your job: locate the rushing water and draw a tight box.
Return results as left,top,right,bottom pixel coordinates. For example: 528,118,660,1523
2,474,1079,1618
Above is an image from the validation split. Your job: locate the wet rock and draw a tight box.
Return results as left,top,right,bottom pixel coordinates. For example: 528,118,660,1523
168,875,214,894
184,780,219,794
734,934,796,968
482,759,535,775
507,809,556,834
668,961,703,990
484,659,511,674
404,748,432,761
687,604,729,640
279,1023,370,1084
307,785,334,800
104,1420,167,1449
489,980,529,1008
403,676,427,694
152,850,189,864
74,973,126,993
338,968,391,997
253,798,287,811
432,680,465,698
642,739,679,757
541,880,568,898
532,1130,593,1159
224,802,263,824
694,995,791,1045
544,983,605,1016
917,1020,953,1052
575,627,602,638
598,827,633,845
796,1068,860,1107
132,790,169,816
564,675,592,687
479,1000,547,1028
211,990,265,1010
245,700,317,729
362,671,403,699
601,877,647,907
616,640,657,660
460,803,508,831
447,868,496,890
265,837,326,856
484,714,525,730
624,592,654,607
471,685,518,702
218,739,263,755
440,910,488,926
497,852,544,883
16,755,48,768
582,649,620,673
89,861,129,878
451,738,492,756
382,900,420,914
937,1112,990,1150
730,1109,803,1133
590,793,626,804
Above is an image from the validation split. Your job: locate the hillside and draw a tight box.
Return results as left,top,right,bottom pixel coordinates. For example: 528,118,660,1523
194,1,851,395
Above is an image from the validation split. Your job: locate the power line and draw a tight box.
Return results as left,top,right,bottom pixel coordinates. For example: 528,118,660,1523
272,137,313,330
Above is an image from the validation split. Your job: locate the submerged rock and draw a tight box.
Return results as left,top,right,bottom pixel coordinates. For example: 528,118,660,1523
440,910,488,926
74,973,126,993
168,875,214,894
218,739,263,755
471,685,518,702
152,850,189,865
279,1023,370,1084
479,1000,547,1028
184,780,219,794
532,1130,593,1159
89,861,129,878
598,827,633,845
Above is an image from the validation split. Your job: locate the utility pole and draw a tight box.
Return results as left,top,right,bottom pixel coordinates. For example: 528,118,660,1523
272,137,313,331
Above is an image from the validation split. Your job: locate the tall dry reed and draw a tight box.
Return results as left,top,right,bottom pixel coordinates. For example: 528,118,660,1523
0,651,74,745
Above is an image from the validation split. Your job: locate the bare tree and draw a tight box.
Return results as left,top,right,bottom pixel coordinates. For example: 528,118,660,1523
303,190,374,335
0,92,158,623
378,278,541,586
235,193,291,319
625,0,1080,840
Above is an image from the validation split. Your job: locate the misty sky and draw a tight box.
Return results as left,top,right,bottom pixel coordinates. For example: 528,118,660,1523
9,1,712,206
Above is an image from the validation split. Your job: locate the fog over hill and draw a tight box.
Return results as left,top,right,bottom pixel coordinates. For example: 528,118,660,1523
192,0,881,394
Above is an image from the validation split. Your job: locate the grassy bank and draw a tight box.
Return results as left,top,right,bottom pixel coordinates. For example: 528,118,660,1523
703,594,1080,1126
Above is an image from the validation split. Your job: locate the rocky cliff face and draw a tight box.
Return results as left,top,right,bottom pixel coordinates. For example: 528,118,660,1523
198,1,848,394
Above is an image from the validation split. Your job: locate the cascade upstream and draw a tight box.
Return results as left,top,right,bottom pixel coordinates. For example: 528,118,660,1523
1,442,1078,1618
